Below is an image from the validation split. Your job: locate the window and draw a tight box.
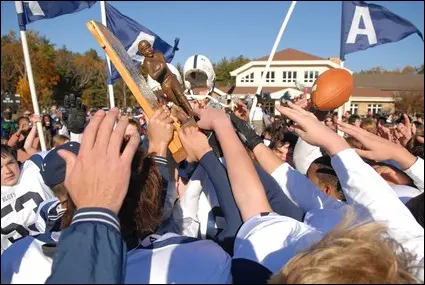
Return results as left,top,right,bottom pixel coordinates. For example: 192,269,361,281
350,104,359,115
367,104,382,115
262,101,275,115
240,72,254,83
261,71,275,83
282,71,297,83
304,71,319,83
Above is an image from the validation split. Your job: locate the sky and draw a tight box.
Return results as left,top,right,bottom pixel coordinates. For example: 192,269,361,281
1,1,424,72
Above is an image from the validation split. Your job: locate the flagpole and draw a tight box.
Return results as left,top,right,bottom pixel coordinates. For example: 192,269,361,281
15,1,47,151
337,1,346,137
100,1,116,109
250,1,297,122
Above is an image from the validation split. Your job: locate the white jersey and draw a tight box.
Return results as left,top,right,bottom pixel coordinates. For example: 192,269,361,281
233,213,323,274
1,160,54,253
33,198,65,233
160,165,224,240
1,232,232,284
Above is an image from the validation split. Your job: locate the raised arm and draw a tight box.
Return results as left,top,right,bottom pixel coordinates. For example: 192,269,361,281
276,104,423,255
178,127,243,253
24,115,41,155
230,112,341,213
195,108,271,222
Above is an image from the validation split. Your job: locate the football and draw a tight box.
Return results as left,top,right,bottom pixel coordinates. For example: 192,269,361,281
310,68,353,111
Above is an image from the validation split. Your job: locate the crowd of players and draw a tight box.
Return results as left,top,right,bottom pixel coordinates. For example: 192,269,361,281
1,56,424,284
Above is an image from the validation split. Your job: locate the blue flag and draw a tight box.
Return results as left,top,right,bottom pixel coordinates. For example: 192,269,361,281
340,1,423,60
16,1,97,30
105,2,179,83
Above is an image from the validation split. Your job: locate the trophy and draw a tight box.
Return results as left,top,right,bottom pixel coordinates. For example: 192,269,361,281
86,21,196,163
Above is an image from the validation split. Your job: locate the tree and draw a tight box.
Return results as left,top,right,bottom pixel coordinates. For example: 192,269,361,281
356,65,423,75
394,91,424,114
53,46,78,104
215,55,250,86
73,49,108,108
1,30,59,110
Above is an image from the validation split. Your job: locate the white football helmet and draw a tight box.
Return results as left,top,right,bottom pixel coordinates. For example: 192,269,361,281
183,55,216,95
147,63,183,92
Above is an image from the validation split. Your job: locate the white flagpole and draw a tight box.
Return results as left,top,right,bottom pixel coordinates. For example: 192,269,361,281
249,1,297,122
100,1,116,109
15,1,47,151
337,60,345,136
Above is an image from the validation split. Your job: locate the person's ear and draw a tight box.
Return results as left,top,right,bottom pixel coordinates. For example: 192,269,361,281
323,185,333,196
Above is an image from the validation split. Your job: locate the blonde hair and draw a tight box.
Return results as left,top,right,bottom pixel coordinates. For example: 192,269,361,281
53,135,70,148
269,214,421,284
361,119,377,135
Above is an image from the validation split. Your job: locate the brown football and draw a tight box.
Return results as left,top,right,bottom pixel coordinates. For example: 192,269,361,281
310,68,353,111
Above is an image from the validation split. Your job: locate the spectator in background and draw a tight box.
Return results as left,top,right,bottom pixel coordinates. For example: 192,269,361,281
348,114,361,128
42,114,56,150
324,116,335,131
416,114,424,124
50,105,58,122
1,107,17,140
343,111,351,122
269,129,298,167
22,110,32,118
361,118,378,135
7,116,40,162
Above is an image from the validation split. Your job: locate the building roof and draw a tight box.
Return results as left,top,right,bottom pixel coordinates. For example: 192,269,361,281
354,74,424,91
256,48,325,61
223,86,394,99
352,87,393,98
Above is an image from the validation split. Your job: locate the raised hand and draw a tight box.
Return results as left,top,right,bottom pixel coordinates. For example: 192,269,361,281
337,120,417,170
396,114,413,146
275,102,349,156
234,100,250,122
146,107,174,157
178,126,212,163
58,108,140,214
63,94,87,134
193,107,229,131
30,114,41,125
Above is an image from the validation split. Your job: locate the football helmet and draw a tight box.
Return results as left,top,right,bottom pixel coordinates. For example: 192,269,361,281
183,55,216,95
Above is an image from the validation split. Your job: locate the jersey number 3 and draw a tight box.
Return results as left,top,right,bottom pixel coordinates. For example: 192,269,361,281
1,192,44,243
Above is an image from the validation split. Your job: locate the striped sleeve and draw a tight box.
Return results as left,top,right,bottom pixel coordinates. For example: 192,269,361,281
46,207,125,284
71,207,120,232
154,156,168,167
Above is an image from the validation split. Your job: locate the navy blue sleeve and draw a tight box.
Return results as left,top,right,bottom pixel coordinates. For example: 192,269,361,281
199,150,243,254
46,208,126,284
154,156,172,207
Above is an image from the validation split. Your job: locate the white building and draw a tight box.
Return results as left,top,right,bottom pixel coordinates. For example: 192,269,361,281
216,48,404,117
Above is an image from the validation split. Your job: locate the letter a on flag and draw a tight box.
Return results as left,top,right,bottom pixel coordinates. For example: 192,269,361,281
340,1,423,60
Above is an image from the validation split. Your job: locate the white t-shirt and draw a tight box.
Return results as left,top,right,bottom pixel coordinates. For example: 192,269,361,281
1,160,54,253
1,232,232,284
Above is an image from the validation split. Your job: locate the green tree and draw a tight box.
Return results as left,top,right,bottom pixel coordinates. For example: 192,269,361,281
215,55,250,86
